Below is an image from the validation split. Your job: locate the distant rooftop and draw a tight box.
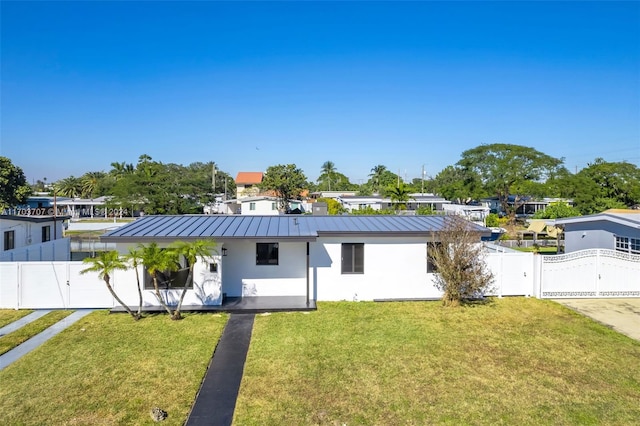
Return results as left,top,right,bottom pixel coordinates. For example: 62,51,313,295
235,172,263,185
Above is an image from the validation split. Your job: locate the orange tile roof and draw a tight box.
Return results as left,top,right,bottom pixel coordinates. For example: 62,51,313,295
235,172,264,184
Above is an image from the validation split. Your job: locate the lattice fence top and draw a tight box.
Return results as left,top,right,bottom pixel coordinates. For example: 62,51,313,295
542,249,640,264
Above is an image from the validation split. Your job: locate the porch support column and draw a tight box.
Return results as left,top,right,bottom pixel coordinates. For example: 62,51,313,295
306,242,310,306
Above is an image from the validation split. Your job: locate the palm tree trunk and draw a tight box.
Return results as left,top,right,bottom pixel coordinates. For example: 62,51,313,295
104,277,139,320
173,267,194,320
134,266,143,317
152,275,173,316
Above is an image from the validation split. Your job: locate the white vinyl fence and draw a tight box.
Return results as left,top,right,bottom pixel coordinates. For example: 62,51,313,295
0,239,71,262
0,250,638,309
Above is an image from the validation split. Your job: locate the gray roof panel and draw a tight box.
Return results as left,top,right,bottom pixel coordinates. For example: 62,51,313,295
101,214,490,242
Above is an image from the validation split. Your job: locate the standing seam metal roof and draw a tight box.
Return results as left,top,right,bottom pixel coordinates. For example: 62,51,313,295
101,214,488,241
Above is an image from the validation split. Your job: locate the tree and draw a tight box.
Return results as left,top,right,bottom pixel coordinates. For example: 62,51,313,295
80,251,140,320
138,242,180,317
55,176,83,198
319,161,337,191
122,247,145,318
260,164,307,211
429,217,494,307
317,197,346,215
0,157,32,211
386,182,413,211
168,239,217,320
568,158,640,214
532,202,580,219
81,171,107,198
457,143,564,223
432,165,484,203
368,165,387,194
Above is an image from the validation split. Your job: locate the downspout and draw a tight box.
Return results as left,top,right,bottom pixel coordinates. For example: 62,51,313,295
306,242,310,306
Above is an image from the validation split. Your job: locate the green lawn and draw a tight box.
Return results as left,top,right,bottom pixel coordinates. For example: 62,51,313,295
0,309,33,328
235,299,640,425
1,300,639,425
0,310,73,355
0,311,227,425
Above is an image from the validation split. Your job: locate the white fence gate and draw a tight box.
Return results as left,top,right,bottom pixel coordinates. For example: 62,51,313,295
540,249,640,298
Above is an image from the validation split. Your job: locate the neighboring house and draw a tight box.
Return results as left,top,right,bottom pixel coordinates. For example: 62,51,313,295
309,191,359,200
235,172,264,199
222,197,307,215
338,194,450,213
100,215,490,306
482,196,574,217
555,209,640,254
240,196,280,215
0,214,71,261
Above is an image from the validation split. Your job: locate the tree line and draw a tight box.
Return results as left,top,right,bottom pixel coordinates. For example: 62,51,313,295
3,143,640,217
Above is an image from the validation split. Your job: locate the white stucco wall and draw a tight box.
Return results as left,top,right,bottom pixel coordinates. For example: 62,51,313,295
221,240,308,297
240,199,279,215
311,236,442,301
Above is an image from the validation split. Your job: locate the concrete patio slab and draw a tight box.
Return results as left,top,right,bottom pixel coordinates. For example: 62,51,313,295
554,298,640,341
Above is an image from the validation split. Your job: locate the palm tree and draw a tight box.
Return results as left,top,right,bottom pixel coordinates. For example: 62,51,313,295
320,161,337,191
110,162,134,180
81,172,105,199
80,251,140,320
169,239,218,320
123,247,145,318
387,182,413,211
369,165,387,194
55,176,82,198
138,242,179,316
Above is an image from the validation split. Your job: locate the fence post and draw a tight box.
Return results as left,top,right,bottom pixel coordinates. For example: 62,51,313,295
595,249,600,297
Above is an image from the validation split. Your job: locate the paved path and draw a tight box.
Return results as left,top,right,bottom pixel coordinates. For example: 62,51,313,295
0,310,52,337
186,313,255,426
0,309,94,371
554,298,640,341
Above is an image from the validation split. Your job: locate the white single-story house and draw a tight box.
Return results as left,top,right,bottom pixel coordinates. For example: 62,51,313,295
100,215,490,307
555,209,640,254
338,194,450,213
1,214,71,261
482,196,574,217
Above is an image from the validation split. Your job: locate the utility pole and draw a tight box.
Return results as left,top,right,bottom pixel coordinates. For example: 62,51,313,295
421,164,425,195
212,163,217,194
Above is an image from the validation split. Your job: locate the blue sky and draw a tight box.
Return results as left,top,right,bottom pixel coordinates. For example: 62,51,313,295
2,1,639,185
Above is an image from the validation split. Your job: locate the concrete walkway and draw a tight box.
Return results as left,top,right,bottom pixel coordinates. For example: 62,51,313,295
186,313,255,426
554,298,640,341
0,309,94,371
0,310,52,337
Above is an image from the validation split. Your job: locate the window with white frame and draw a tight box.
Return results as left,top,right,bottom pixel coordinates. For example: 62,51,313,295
341,243,364,274
615,235,640,255
271,202,277,210
257,243,279,265
249,202,256,211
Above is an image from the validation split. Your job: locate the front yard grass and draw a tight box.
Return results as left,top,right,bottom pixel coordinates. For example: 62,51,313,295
0,309,33,328
235,298,640,425
0,310,73,355
0,311,227,425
